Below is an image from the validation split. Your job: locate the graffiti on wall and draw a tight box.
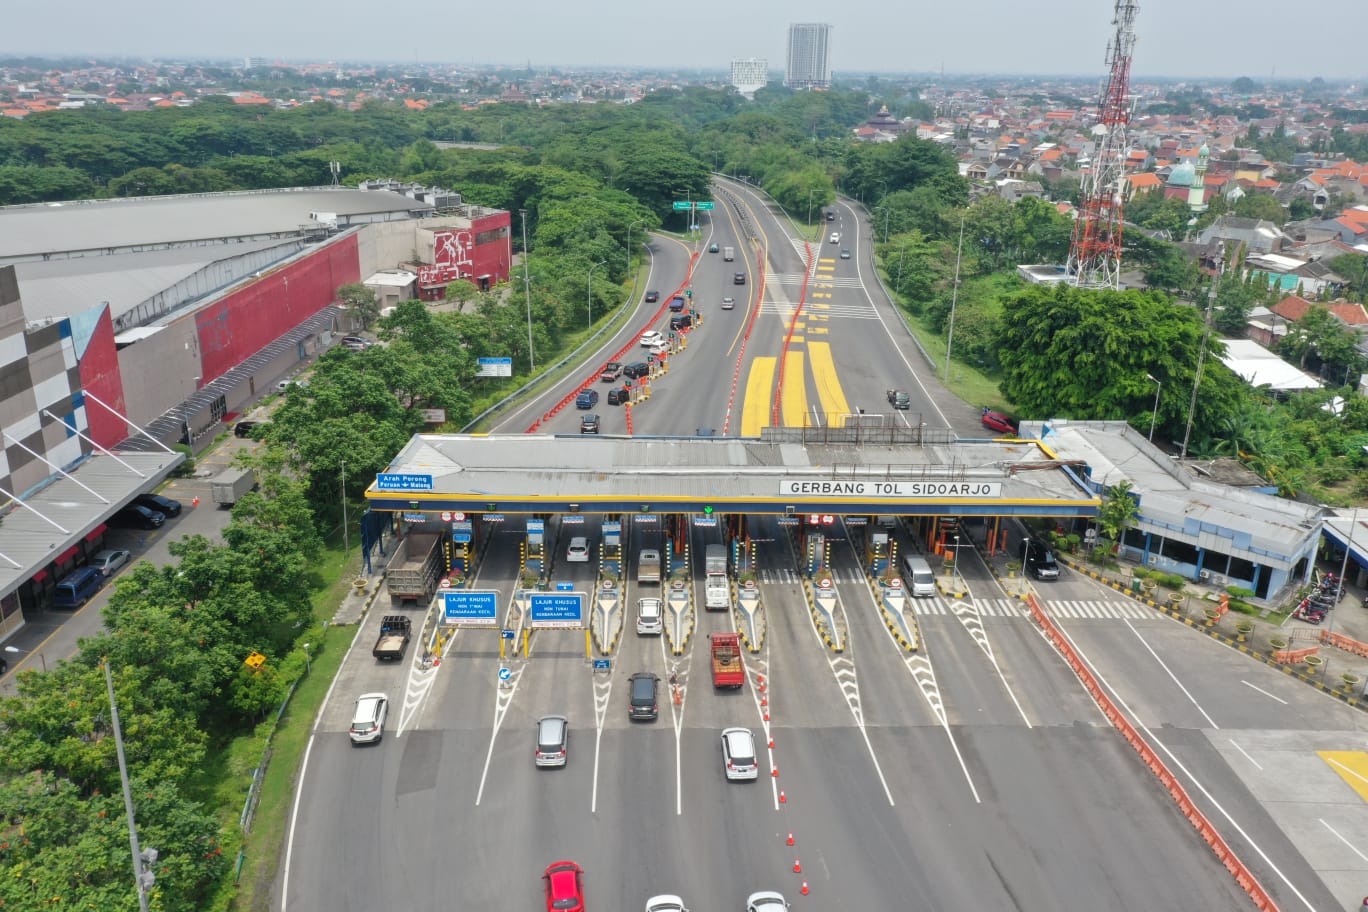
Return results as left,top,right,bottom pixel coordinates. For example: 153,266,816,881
418,229,474,287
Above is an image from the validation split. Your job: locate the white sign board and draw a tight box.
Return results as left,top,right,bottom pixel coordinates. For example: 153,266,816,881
477,357,513,377
779,480,1003,499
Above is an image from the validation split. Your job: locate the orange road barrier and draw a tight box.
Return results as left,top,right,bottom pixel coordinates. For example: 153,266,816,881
1321,631,1368,659
1273,646,1320,665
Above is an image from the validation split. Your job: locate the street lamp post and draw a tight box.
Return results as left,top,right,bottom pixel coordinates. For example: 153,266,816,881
943,214,967,384
808,188,815,226
4,645,45,672
627,220,645,275
587,261,607,330
103,660,155,912
882,206,891,243
520,209,535,372
1146,373,1162,442
302,642,312,674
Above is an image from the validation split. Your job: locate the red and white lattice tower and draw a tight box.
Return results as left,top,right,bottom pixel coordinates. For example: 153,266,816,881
1066,0,1140,289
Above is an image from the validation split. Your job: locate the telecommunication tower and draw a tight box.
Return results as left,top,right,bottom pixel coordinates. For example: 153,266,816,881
1066,0,1140,289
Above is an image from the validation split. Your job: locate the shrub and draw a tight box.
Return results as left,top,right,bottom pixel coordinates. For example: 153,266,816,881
1226,585,1256,599
1156,572,1187,590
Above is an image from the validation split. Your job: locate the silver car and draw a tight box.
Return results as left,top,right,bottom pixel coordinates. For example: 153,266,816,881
645,895,688,912
636,597,663,635
721,727,758,781
348,692,389,745
747,892,789,912
535,715,569,767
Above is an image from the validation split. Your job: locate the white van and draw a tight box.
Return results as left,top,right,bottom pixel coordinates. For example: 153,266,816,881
902,554,936,598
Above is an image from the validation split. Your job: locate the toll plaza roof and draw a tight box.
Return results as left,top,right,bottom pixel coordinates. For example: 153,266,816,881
365,427,1100,519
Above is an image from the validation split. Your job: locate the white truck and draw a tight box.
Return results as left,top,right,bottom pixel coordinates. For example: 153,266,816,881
637,548,662,585
211,467,257,508
723,246,735,262
704,544,730,611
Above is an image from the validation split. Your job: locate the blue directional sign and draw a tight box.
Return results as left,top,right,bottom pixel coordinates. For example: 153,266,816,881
529,592,585,628
501,629,515,640
377,473,433,492
592,659,611,671
499,666,511,681
555,581,575,591
442,589,499,626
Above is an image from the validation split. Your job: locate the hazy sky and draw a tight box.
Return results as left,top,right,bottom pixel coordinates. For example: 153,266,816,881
7,0,1367,81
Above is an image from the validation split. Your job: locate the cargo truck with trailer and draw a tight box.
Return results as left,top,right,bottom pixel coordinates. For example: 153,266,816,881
385,527,446,609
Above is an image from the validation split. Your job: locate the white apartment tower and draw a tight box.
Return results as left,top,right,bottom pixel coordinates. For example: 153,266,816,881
785,23,832,89
730,58,769,97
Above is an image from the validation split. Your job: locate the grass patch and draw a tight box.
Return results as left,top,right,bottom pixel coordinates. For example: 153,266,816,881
224,620,356,912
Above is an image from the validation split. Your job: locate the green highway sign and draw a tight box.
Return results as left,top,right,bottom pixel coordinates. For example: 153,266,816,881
672,201,692,211
695,202,715,210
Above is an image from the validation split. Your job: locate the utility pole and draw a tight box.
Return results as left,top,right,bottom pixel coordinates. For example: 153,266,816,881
1181,245,1221,458
341,460,349,557
520,209,534,372
104,660,155,912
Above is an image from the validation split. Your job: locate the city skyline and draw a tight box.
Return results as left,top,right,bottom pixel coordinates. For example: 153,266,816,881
2,0,1366,81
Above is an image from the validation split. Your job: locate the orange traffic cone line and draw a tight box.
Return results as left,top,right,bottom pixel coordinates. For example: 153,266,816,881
793,858,802,873
786,832,794,846
800,882,809,896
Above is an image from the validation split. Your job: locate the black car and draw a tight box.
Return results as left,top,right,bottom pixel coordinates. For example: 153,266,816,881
134,492,182,517
644,290,660,303
1025,540,1060,581
733,272,746,285
110,504,165,530
607,388,629,406
233,419,265,438
623,361,650,380
670,313,692,330
580,414,600,434
628,672,659,721
886,389,911,410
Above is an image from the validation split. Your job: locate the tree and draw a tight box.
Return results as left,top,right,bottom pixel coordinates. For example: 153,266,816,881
994,284,1226,438
1231,77,1257,94
1232,193,1287,225
1096,480,1139,554
1212,271,1261,334
336,282,380,327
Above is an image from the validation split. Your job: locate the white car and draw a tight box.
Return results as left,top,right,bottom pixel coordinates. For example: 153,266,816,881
645,895,688,912
348,692,389,744
747,892,789,912
721,727,758,781
636,597,663,635
828,231,840,244
640,330,666,348
566,536,590,562
90,548,131,577
721,296,735,310
646,341,670,356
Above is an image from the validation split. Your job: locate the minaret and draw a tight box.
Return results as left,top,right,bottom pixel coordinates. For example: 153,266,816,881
1188,143,1209,214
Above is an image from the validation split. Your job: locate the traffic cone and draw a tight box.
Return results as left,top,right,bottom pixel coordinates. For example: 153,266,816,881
763,711,769,721
759,680,767,692
761,695,768,706
768,738,775,749
801,882,809,896
771,766,778,777
786,832,794,846
779,790,786,804
191,496,200,507
793,858,802,873
757,674,765,686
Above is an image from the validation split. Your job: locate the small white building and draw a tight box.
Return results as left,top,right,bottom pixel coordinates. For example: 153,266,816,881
363,270,417,310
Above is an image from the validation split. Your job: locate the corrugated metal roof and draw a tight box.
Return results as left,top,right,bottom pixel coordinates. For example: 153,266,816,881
0,449,183,600
0,187,427,262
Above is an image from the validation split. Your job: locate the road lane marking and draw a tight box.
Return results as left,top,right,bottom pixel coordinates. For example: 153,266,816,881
948,598,1032,728
475,663,524,806
807,341,849,425
1319,818,1368,861
780,351,807,427
1240,680,1288,704
741,357,775,436
1125,618,1220,729
1228,739,1263,771
1322,752,1368,802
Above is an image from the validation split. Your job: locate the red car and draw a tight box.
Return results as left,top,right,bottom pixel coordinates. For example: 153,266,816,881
543,860,585,912
981,408,1018,434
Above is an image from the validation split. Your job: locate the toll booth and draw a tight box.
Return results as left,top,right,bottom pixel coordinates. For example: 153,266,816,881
802,514,835,577
447,515,476,576
866,529,890,577
602,518,623,579
524,516,546,579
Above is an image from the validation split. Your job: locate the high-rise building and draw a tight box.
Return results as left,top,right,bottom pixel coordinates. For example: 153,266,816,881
785,23,832,90
730,58,769,97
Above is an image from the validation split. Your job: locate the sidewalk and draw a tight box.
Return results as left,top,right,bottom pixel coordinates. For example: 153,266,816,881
984,541,1368,708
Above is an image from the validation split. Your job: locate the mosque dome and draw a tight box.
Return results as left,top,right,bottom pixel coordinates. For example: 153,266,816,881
1167,161,1196,187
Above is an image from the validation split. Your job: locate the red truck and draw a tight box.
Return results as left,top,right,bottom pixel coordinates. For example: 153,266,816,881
709,632,745,689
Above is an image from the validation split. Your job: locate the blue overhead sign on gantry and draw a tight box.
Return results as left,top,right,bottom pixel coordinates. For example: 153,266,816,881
377,473,434,492
442,589,499,626
529,592,585,628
